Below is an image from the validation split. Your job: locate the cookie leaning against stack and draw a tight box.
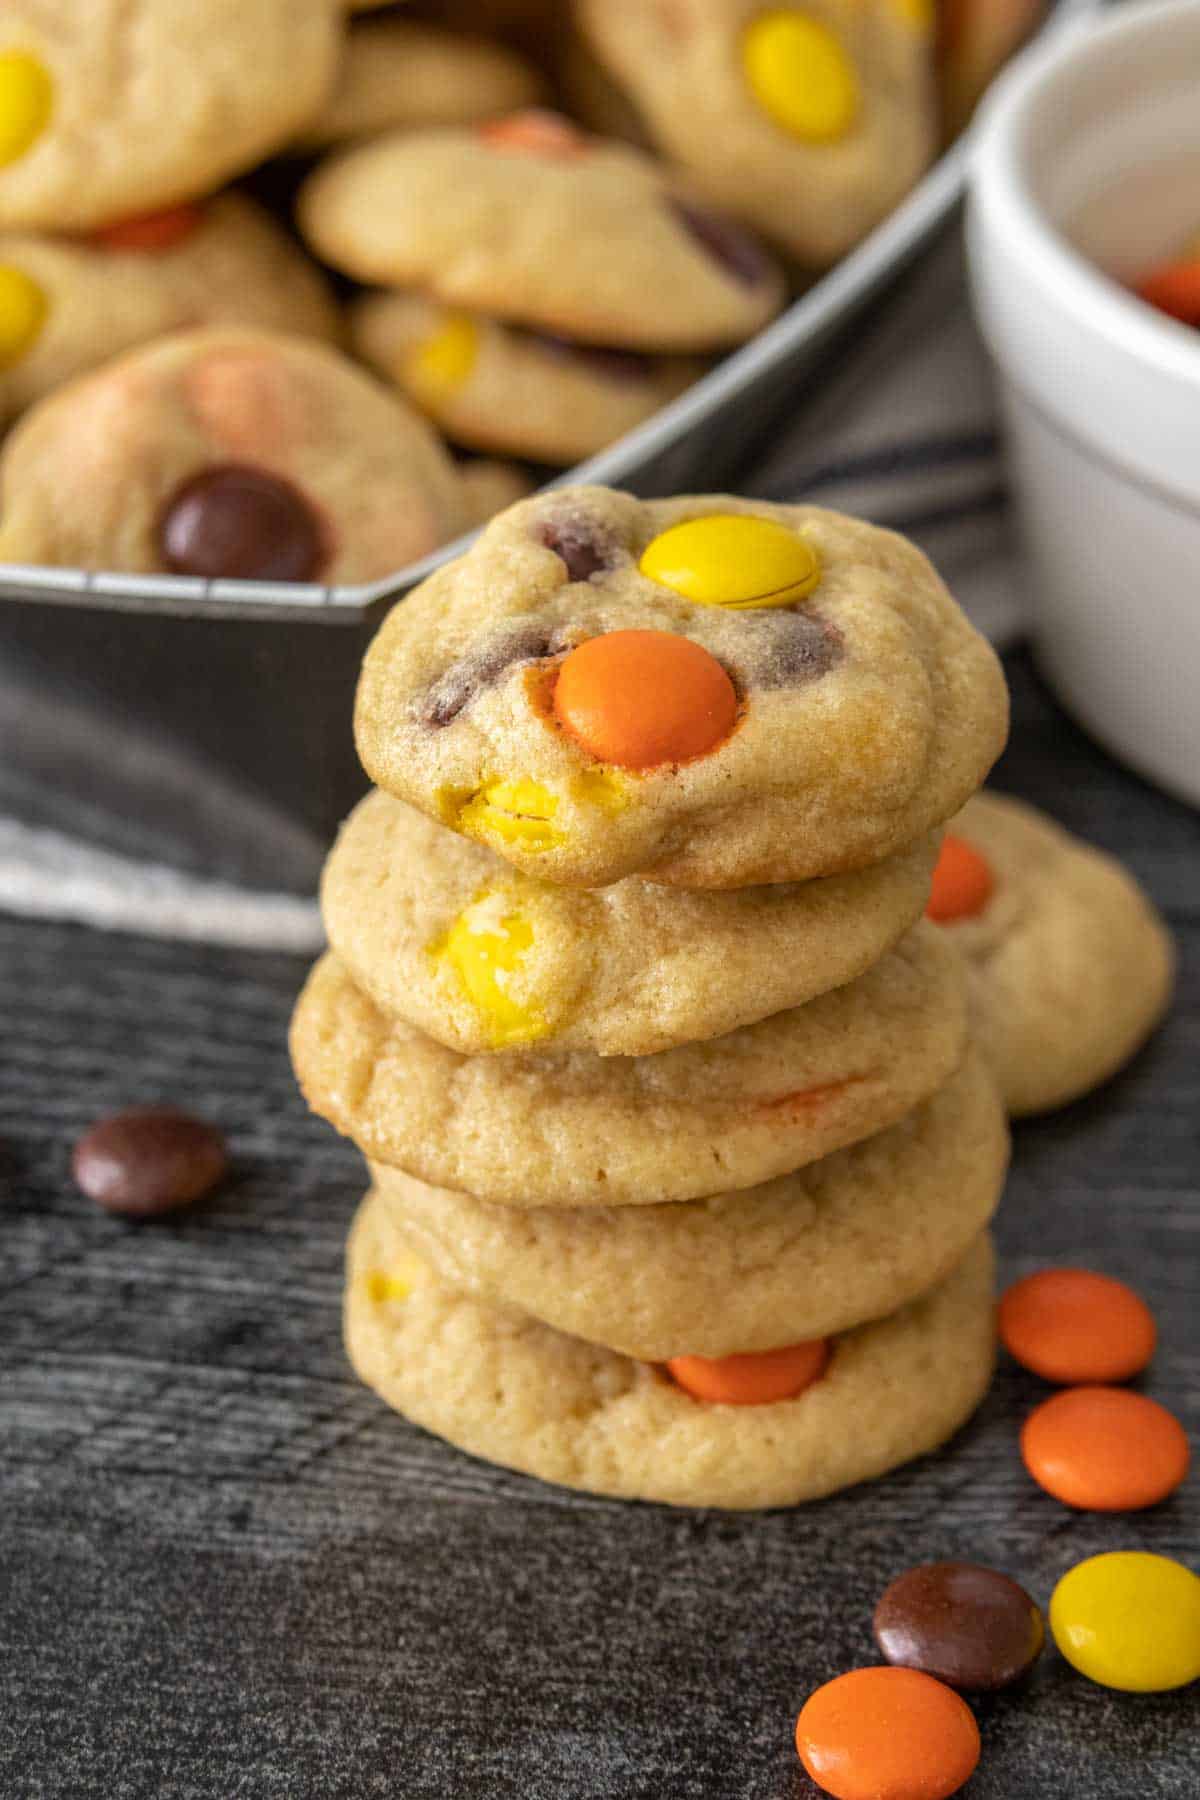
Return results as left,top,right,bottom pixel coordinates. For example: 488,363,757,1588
291,485,1011,1508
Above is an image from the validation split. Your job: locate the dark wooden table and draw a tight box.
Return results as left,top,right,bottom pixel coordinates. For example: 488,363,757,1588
2,650,1197,1799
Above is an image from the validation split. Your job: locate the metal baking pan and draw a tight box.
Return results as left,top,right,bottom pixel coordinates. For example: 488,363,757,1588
0,0,1092,893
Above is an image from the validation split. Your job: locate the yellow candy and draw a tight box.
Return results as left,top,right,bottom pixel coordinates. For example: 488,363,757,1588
0,50,53,168
573,768,628,814
365,1250,428,1306
404,313,478,399
458,778,564,852
0,264,46,368
432,891,547,1047
741,12,859,144
639,514,822,610
1050,1552,1200,1693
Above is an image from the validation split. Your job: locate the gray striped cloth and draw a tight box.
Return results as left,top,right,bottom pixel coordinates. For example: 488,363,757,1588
0,230,1021,950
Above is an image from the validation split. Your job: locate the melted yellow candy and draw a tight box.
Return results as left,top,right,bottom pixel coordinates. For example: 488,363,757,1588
0,264,46,368
365,1250,428,1306
640,514,822,609
741,12,860,143
404,312,478,399
432,892,548,1047
459,778,564,851
1050,1553,1200,1693
573,768,628,814
0,50,53,168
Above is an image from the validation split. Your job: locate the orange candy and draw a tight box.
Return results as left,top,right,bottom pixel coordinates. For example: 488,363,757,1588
999,1268,1156,1384
91,204,204,253
795,1666,981,1800
1021,1386,1190,1511
478,109,588,157
925,833,994,922
667,1338,830,1406
552,630,738,769
1135,257,1200,331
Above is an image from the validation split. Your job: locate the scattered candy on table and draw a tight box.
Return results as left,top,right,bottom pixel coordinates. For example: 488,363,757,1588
873,1560,1045,1690
72,1105,228,1217
999,1267,1157,1384
1021,1385,1190,1511
795,1665,981,1800
1050,1552,1200,1693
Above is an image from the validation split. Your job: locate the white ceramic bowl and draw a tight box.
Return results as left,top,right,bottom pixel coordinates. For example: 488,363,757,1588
969,0,1200,805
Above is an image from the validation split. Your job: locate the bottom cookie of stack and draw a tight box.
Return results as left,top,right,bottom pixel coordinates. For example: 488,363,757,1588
345,1204,997,1511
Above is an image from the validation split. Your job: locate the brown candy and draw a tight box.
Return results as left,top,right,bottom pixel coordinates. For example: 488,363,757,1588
72,1106,228,1218
157,463,327,583
873,1561,1045,1692
540,512,620,584
669,198,771,289
530,332,657,385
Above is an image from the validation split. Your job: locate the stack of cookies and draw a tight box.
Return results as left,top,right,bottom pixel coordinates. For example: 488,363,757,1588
291,484,1011,1509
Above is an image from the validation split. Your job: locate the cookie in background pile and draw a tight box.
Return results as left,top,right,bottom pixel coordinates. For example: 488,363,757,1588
0,329,470,583
926,791,1175,1115
292,485,1011,1506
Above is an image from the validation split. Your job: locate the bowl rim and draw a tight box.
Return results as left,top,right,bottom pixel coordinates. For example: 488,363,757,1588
970,0,1200,389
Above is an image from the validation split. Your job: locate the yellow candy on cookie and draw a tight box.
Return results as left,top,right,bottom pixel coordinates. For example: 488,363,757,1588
0,262,45,367
458,778,564,852
741,12,861,143
404,312,479,401
431,890,549,1048
0,51,53,168
639,514,822,610
364,1248,429,1305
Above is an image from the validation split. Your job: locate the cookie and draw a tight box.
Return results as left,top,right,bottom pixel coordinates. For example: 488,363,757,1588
370,1046,1007,1360
351,291,703,465
576,0,937,268
320,790,940,1055
0,2,339,232
290,921,967,1206
346,1201,996,1508
298,115,784,352
929,792,1175,1116
0,328,467,583
458,459,537,528
299,19,544,150
354,487,1008,889
0,194,339,428
938,0,1045,136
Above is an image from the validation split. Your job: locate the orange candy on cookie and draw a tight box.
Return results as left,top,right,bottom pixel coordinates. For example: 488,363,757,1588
667,1338,830,1406
925,833,993,922
795,1666,981,1800
91,204,205,254
999,1268,1156,1384
1021,1386,1190,1511
552,629,738,769
478,109,588,157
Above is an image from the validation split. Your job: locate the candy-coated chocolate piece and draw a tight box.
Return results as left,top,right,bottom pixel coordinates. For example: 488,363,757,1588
0,50,53,167
431,893,548,1047
478,108,587,156
795,1666,980,1800
1050,1552,1200,1692
667,1338,829,1406
742,12,860,144
552,629,738,768
1135,257,1200,331
925,833,994,922
158,463,326,583
0,262,46,368
668,198,773,288
73,1105,227,1217
999,1268,1156,1384
91,204,205,254
1021,1386,1190,1511
873,1560,1045,1690
639,514,821,610
405,313,479,399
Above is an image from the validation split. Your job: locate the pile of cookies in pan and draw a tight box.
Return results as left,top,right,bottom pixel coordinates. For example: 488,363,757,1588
0,0,1041,583
291,485,1023,1507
